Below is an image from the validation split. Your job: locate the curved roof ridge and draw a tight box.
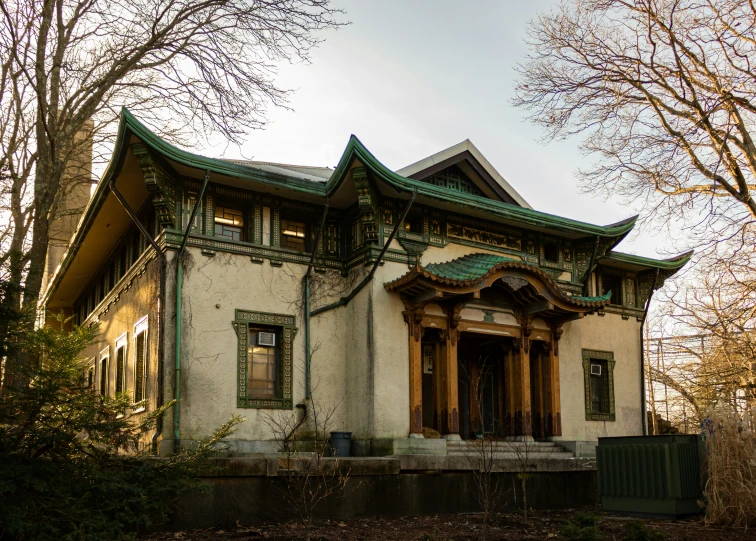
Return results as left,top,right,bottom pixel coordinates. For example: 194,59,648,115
386,252,610,309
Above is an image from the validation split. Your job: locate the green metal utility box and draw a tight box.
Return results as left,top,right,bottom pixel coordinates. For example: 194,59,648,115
596,435,703,516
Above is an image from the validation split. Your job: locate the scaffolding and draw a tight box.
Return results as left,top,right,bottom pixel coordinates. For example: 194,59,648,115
645,333,713,434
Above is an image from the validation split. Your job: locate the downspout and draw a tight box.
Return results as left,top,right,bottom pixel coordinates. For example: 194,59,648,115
304,200,330,399
639,268,660,436
582,235,600,296
174,170,210,453
310,190,417,318
108,178,167,454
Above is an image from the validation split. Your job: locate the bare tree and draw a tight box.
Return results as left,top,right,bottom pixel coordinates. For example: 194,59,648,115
0,0,342,312
261,379,350,541
514,0,756,252
460,354,508,541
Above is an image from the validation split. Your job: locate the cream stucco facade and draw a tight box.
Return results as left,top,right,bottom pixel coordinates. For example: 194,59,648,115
43,110,690,456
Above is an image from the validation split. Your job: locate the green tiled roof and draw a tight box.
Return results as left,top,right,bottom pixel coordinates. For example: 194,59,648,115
425,254,518,281
386,253,611,309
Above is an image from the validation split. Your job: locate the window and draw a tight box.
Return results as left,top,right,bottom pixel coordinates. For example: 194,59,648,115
582,349,615,421
234,309,297,409
134,317,148,406
99,348,109,396
115,335,127,395
543,242,559,263
281,218,307,252
87,365,94,389
601,273,622,305
403,215,423,234
214,205,244,241
183,192,202,232
248,327,278,398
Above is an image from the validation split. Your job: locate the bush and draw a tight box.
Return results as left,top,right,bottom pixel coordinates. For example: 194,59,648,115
0,317,241,540
624,520,666,541
704,405,756,526
560,512,600,541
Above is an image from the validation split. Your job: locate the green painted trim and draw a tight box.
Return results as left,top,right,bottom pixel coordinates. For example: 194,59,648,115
582,349,616,422
41,108,642,308
331,134,639,237
233,309,297,409
602,250,693,270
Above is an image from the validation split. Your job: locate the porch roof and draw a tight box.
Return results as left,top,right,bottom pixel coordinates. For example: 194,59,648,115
385,253,610,315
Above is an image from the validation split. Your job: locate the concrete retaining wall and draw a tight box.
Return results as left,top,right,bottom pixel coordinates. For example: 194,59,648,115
167,457,597,530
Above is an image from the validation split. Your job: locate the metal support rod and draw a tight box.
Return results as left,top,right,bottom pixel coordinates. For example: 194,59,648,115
304,201,329,399
639,268,660,435
174,170,210,453
108,177,167,454
310,190,417,318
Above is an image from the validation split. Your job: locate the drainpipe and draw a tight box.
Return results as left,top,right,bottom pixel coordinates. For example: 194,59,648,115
582,235,600,296
108,178,167,454
639,268,660,436
310,190,416,318
304,201,330,399
174,170,210,453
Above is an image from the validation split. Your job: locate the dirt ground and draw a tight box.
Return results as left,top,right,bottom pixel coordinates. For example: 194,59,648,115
143,510,756,541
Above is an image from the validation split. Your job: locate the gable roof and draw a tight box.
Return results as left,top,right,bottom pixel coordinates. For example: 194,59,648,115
396,139,531,208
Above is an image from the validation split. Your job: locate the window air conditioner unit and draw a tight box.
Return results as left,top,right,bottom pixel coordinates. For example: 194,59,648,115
590,364,602,376
257,332,276,347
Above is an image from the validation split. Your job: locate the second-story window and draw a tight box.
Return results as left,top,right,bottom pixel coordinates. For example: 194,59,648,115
281,217,307,251
214,205,244,241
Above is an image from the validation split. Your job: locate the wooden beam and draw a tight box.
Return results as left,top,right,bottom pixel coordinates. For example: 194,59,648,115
523,300,554,315
504,346,516,437
411,288,444,305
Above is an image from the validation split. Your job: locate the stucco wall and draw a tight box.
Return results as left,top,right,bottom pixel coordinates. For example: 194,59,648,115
559,313,643,441
79,254,161,446
162,238,643,450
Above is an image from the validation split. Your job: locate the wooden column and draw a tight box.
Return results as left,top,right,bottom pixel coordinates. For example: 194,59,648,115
546,327,563,437
441,327,460,436
504,346,516,437
404,308,424,436
515,324,533,439
531,347,545,438
433,342,444,432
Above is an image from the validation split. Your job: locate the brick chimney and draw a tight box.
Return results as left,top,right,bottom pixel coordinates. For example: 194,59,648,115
41,119,95,295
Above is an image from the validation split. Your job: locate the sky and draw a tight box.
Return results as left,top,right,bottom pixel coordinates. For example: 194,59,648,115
201,0,680,259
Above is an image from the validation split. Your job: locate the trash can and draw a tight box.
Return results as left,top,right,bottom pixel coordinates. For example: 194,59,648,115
330,431,352,457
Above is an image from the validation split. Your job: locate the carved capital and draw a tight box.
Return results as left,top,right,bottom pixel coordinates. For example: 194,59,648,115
132,143,177,230
403,307,425,342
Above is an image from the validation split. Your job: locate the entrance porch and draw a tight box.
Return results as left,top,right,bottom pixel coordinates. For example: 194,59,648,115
384,253,611,441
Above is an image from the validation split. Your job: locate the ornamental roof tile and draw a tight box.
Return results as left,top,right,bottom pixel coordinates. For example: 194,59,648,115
385,253,611,309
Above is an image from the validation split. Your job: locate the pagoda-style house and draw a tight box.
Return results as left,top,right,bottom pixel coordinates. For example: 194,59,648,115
41,110,690,456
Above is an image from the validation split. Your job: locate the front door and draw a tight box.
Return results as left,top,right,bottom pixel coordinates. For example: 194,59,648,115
457,334,510,439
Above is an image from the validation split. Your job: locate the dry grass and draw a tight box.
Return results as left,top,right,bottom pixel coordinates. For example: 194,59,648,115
704,405,756,527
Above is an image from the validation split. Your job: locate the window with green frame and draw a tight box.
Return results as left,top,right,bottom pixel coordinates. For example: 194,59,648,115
582,349,616,421
232,309,296,409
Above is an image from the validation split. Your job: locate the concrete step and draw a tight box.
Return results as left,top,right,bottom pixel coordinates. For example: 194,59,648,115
447,450,576,460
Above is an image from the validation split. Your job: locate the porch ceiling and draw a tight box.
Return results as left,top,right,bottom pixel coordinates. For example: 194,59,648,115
385,253,610,317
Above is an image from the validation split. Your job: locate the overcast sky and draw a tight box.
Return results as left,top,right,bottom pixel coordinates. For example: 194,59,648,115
201,0,683,259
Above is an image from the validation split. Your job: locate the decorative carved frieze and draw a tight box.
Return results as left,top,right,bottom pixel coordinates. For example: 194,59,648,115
131,143,177,230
